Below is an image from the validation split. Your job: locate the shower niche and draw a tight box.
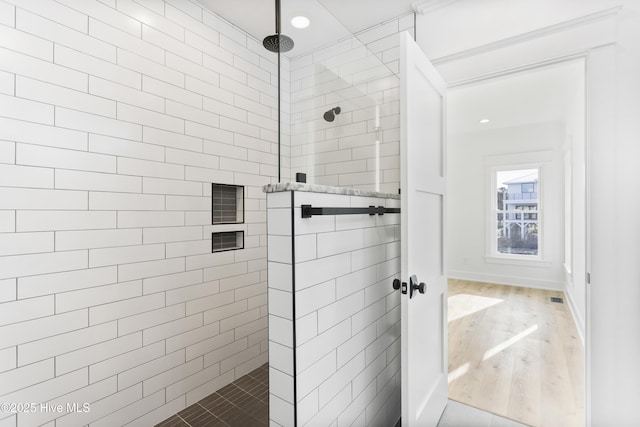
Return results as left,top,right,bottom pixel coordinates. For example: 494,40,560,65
211,183,245,253
211,231,244,253
212,183,244,224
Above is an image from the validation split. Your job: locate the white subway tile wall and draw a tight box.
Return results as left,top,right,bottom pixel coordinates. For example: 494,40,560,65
266,193,296,426
288,15,413,194
0,1,281,425
267,191,400,426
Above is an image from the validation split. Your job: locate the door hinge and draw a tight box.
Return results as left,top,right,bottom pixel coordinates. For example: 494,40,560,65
587,272,591,284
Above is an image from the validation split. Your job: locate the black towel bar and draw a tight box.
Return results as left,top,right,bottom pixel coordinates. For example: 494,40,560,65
301,204,400,218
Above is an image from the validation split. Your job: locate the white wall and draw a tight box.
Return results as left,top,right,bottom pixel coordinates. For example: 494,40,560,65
0,1,282,425
588,2,640,424
418,1,640,423
267,190,401,427
447,121,566,290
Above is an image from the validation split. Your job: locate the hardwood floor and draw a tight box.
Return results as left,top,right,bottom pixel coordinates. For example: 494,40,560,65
447,279,584,427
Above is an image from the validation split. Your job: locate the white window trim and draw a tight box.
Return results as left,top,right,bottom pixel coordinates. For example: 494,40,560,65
484,151,552,266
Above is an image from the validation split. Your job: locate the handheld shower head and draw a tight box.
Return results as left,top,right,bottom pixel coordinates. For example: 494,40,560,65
323,106,341,122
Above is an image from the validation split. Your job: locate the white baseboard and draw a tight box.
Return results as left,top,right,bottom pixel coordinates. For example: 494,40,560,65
563,287,586,346
448,270,563,291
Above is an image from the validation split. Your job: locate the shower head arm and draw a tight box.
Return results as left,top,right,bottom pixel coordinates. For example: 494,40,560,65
275,0,281,34
263,0,294,52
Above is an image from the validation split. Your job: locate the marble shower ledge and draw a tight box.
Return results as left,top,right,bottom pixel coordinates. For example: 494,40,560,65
263,182,400,199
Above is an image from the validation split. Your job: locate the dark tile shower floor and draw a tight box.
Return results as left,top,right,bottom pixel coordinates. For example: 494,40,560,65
156,363,268,427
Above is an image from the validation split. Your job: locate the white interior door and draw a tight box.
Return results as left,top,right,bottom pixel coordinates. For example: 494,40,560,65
399,32,448,426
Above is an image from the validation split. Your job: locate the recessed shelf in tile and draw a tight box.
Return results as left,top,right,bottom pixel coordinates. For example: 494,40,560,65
212,183,244,224
212,231,244,253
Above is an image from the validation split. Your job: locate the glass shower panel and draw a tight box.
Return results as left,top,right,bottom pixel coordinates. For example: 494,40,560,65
278,41,291,184
280,0,404,194
266,4,410,426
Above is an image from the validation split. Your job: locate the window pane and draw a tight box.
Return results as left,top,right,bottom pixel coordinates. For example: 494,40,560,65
497,214,538,255
496,168,539,256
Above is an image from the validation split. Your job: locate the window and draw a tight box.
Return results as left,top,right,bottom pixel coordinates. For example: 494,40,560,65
494,168,539,257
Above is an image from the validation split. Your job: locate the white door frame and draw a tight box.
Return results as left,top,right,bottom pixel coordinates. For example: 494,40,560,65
446,52,589,424
418,6,621,425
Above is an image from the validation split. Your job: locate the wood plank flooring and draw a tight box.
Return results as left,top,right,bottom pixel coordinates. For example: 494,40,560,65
447,279,584,427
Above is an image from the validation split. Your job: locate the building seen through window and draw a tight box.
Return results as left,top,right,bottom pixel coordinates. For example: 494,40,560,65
496,169,539,256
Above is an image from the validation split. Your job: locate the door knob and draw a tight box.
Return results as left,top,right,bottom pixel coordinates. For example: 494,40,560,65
409,275,426,298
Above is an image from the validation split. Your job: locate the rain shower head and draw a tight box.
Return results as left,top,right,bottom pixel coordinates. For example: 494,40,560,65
323,106,341,122
263,0,294,53
263,34,294,53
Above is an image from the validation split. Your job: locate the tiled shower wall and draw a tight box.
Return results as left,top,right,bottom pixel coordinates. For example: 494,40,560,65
0,1,285,425
288,14,414,194
267,191,401,426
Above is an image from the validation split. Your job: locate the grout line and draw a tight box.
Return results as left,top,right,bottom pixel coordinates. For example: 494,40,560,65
197,401,231,426
290,190,298,427
175,413,192,427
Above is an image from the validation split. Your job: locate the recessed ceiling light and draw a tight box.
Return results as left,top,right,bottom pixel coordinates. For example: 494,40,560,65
291,16,310,29
479,119,490,124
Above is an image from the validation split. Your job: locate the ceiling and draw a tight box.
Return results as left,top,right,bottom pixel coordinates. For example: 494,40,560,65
447,59,585,135
196,0,415,57
316,0,415,33
196,1,584,134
